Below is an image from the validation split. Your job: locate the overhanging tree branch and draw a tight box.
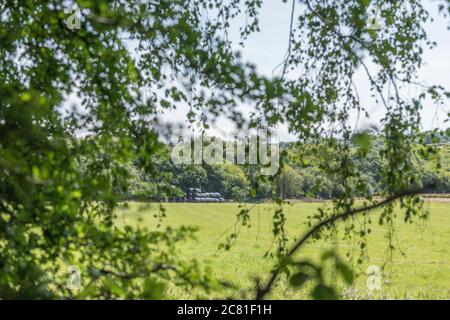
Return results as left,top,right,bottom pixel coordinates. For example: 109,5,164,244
255,186,427,300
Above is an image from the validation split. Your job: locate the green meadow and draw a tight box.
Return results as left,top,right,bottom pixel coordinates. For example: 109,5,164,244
116,201,450,299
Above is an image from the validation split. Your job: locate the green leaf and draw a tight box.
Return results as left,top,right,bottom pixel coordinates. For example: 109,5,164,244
320,249,335,261
353,132,372,154
290,272,309,287
104,277,125,297
336,262,354,285
142,278,165,300
311,284,338,300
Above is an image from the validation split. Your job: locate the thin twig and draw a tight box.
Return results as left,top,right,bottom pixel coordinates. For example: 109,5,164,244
255,187,426,300
272,0,296,80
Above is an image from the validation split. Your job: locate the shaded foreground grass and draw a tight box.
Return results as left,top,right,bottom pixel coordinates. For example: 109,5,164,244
116,201,450,299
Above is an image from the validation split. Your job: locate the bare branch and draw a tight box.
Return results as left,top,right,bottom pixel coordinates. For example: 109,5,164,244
272,0,296,80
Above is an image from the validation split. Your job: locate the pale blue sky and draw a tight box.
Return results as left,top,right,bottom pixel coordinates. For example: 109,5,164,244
65,1,449,141
160,0,449,141
259,1,448,136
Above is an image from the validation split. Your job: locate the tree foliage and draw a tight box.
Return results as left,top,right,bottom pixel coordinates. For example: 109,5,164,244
0,0,448,299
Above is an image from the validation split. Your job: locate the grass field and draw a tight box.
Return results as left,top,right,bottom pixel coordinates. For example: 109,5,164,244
116,201,450,299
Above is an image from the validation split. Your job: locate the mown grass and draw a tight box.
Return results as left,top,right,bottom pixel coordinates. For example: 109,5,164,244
115,201,450,299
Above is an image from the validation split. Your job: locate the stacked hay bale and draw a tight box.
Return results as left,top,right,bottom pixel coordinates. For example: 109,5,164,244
184,188,224,202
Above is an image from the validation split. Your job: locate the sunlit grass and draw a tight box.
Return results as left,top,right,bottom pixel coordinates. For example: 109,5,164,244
115,201,450,299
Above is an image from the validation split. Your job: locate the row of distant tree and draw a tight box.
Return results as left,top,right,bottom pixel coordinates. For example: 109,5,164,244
124,131,450,201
